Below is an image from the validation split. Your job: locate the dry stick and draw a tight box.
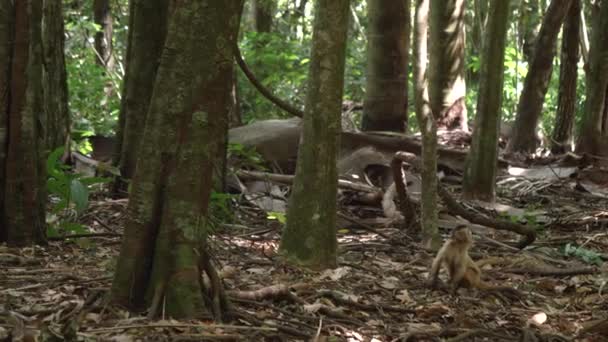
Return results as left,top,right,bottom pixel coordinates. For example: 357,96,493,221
317,289,415,314
391,152,419,228
236,170,380,194
47,232,122,241
234,45,303,118
396,152,536,248
504,267,595,277
84,323,277,334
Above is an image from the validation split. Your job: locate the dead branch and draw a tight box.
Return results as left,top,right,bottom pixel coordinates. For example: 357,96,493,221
504,267,596,277
391,152,419,228
236,170,380,194
393,152,536,248
228,284,306,305
317,289,415,314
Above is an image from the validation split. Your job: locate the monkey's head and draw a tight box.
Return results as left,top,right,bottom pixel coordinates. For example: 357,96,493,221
451,225,473,244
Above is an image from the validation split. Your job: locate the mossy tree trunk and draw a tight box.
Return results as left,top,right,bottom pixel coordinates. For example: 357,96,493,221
361,0,410,133
463,0,511,202
551,0,581,154
111,1,244,319
0,0,46,246
113,0,169,191
42,0,70,151
576,0,608,154
507,0,573,154
428,0,468,131
93,0,114,71
280,0,349,270
414,0,440,250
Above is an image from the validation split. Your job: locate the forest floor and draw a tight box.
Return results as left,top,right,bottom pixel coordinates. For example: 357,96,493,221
2,159,608,341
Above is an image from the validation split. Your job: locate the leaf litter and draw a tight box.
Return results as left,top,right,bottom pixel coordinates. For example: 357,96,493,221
1,169,608,341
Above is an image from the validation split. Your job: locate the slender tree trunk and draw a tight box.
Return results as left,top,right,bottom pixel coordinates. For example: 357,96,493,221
413,0,440,250
113,0,169,190
463,0,511,202
280,0,349,270
519,0,542,63
361,0,410,133
507,0,573,153
1,0,46,246
551,0,581,154
428,0,468,131
93,0,114,70
42,0,70,151
111,0,244,318
253,0,274,33
576,1,608,154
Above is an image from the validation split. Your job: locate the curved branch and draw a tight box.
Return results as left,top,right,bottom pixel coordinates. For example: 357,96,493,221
233,45,304,118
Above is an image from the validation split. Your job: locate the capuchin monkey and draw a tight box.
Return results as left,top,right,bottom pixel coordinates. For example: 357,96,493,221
428,225,520,296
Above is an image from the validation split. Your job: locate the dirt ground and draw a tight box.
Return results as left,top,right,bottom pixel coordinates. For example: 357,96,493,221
1,176,608,341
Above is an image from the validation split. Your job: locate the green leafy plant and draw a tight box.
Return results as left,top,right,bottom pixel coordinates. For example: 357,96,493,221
46,147,110,237
228,143,267,170
563,243,603,266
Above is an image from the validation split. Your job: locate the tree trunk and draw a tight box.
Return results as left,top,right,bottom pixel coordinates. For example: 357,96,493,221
576,0,608,154
413,0,440,250
253,0,273,33
0,0,46,246
507,0,573,153
111,0,244,319
113,0,169,190
0,0,12,243
42,0,70,150
280,0,349,270
463,0,511,202
428,0,468,131
551,0,581,154
93,0,114,70
361,0,410,133
519,0,543,62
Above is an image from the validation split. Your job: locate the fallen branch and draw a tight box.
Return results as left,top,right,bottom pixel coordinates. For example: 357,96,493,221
47,232,122,241
227,284,305,305
395,152,536,248
391,152,419,229
317,289,415,314
236,170,380,194
504,267,596,277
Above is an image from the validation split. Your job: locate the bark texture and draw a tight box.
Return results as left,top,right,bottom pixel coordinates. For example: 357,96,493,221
42,0,70,150
361,0,410,133
280,0,349,269
0,0,12,243
507,0,573,153
93,0,114,70
413,0,440,250
1,0,46,245
253,0,273,33
428,0,468,131
551,0,581,154
114,0,169,187
576,0,608,154
519,0,542,62
463,0,511,202
111,1,243,318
